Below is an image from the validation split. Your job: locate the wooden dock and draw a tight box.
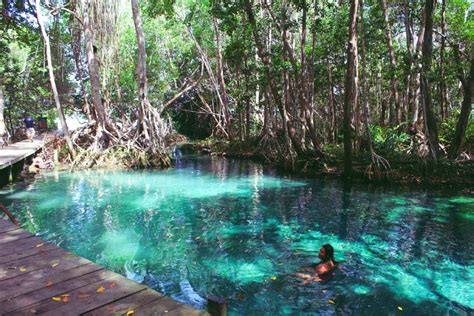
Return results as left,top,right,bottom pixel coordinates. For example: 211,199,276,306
0,218,209,315
0,137,45,170
0,137,46,188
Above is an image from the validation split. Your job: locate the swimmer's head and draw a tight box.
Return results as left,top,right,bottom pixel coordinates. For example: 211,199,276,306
319,244,335,262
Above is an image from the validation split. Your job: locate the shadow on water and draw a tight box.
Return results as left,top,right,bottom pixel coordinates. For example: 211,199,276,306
0,155,473,315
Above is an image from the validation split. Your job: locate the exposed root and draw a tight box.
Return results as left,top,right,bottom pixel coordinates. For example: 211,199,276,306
66,103,173,170
366,151,391,180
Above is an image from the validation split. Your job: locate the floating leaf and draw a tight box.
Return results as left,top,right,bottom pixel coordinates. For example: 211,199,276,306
19,266,26,272
398,306,403,311
62,296,70,303
46,281,53,287
328,299,335,304
271,276,277,280
322,290,327,293
126,310,134,315
108,281,117,289
52,297,61,302
106,306,114,312
36,243,44,248
51,263,59,268
79,293,91,299
97,286,105,293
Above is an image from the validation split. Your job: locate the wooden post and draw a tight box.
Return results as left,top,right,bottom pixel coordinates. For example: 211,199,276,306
208,295,227,316
0,166,11,187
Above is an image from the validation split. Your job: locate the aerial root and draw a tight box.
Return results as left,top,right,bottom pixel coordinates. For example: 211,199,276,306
366,151,391,180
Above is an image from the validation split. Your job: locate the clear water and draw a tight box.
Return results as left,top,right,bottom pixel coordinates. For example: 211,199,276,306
0,156,473,315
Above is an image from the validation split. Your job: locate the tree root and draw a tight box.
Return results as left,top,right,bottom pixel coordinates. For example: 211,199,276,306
366,151,391,180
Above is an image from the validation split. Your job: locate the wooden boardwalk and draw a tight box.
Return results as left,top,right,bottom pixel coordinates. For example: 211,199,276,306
0,218,209,315
0,137,45,170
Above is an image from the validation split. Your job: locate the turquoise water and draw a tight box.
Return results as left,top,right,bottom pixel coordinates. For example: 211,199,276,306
0,156,473,315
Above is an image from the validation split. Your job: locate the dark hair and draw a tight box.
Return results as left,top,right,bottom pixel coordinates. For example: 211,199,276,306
321,244,335,263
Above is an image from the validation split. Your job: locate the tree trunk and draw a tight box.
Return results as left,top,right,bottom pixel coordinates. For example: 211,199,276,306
328,64,336,143
187,27,229,139
69,0,93,123
213,17,232,139
382,0,400,125
403,0,413,125
244,0,300,158
82,0,107,130
421,0,439,162
450,47,473,159
439,0,447,121
412,8,426,130
343,0,359,178
35,0,75,157
360,0,370,138
0,85,5,138
131,0,151,142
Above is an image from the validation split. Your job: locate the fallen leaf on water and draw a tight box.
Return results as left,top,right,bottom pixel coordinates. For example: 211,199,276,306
78,293,91,299
46,281,53,287
108,281,117,289
36,243,44,248
126,310,134,315
52,297,61,302
19,266,26,272
328,299,336,304
62,296,70,303
322,290,327,293
106,306,114,312
96,286,105,293
398,306,403,311
271,276,277,280
51,263,59,268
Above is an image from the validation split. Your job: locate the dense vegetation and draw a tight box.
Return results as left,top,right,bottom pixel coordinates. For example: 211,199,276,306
0,0,472,180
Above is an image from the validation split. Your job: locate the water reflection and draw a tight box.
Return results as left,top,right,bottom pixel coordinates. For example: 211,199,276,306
0,156,473,315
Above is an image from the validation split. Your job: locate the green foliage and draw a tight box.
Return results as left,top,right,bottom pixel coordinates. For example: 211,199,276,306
323,144,344,158
439,109,474,146
370,125,412,158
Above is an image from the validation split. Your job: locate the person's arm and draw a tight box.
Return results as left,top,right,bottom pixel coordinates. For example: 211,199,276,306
292,272,312,280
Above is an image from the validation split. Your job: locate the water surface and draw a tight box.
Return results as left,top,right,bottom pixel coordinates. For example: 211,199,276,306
1,156,473,315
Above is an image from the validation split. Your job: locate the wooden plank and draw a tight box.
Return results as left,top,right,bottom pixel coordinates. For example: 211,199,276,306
83,288,165,316
0,216,207,316
0,228,33,245
1,267,112,314
0,223,19,234
0,138,44,170
0,219,17,231
0,260,97,300
10,273,146,315
134,295,184,315
0,236,49,257
167,304,210,316
0,248,77,281
0,242,57,265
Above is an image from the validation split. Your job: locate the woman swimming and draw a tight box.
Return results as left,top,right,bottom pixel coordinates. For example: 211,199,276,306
294,244,336,284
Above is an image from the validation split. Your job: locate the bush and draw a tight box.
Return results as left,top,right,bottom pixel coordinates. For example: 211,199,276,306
370,124,412,158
